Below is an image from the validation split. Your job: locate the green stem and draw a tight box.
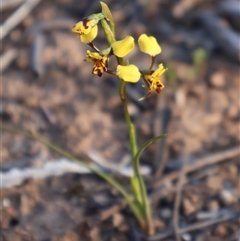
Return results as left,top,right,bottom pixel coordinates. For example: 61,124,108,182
118,80,154,235
1,124,146,228
119,80,138,160
97,18,152,233
117,60,153,234
100,17,153,234
149,56,155,70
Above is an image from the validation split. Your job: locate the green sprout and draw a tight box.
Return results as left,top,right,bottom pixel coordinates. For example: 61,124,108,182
187,47,208,81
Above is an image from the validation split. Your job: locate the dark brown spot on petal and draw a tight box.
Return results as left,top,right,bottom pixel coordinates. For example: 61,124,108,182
83,18,89,29
97,69,102,77
93,66,103,77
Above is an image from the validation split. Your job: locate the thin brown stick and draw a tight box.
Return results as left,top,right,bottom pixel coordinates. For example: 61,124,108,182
179,214,236,234
0,49,18,72
2,0,25,11
0,0,42,40
154,147,169,178
173,154,189,241
146,213,237,240
153,93,165,174
151,146,240,189
100,200,126,221
146,231,173,241
153,90,171,178
39,101,57,125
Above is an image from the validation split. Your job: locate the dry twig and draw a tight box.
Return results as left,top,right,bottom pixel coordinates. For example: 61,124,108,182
179,213,237,234
153,90,171,178
31,33,46,77
173,154,189,241
146,212,237,240
1,0,25,11
151,146,240,189
0,0,42,40
146,231,173,241
100,200,126,221
0,49,18,72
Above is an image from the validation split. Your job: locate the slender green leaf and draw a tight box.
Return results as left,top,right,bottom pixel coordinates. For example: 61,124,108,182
1,124,146,229
132,134,167,228
134,134,167,168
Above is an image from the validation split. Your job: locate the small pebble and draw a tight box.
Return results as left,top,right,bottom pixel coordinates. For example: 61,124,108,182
112,213,124,227
127,103,139,118
2,198,11,207
196,211,218,220
183,198,196,216
209,71,226,88
93,194,109,206
219,189,236,205
182,233,192,241
206,200,220,211
214,224,227,237
140,122,151,136
227,164,238,178
206,175,222,191
160,208,172,219
175,88,186,107
226,105,239,119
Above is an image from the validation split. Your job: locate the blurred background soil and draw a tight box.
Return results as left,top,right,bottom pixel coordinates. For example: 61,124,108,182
1,0,240,240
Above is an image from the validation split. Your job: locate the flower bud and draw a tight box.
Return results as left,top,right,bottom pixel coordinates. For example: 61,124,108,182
72,13,104,35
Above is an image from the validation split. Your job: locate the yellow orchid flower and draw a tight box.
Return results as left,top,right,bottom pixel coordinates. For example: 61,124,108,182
72,19,97,35
111,36,134,58
85,50,108,77
140,64,167,100
138,34,161,56
80,25,98,43
116,65,141,83
72,13,104,35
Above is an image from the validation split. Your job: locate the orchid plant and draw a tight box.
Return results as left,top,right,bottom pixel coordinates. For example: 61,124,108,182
2,1,167,236
71,2,167,235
